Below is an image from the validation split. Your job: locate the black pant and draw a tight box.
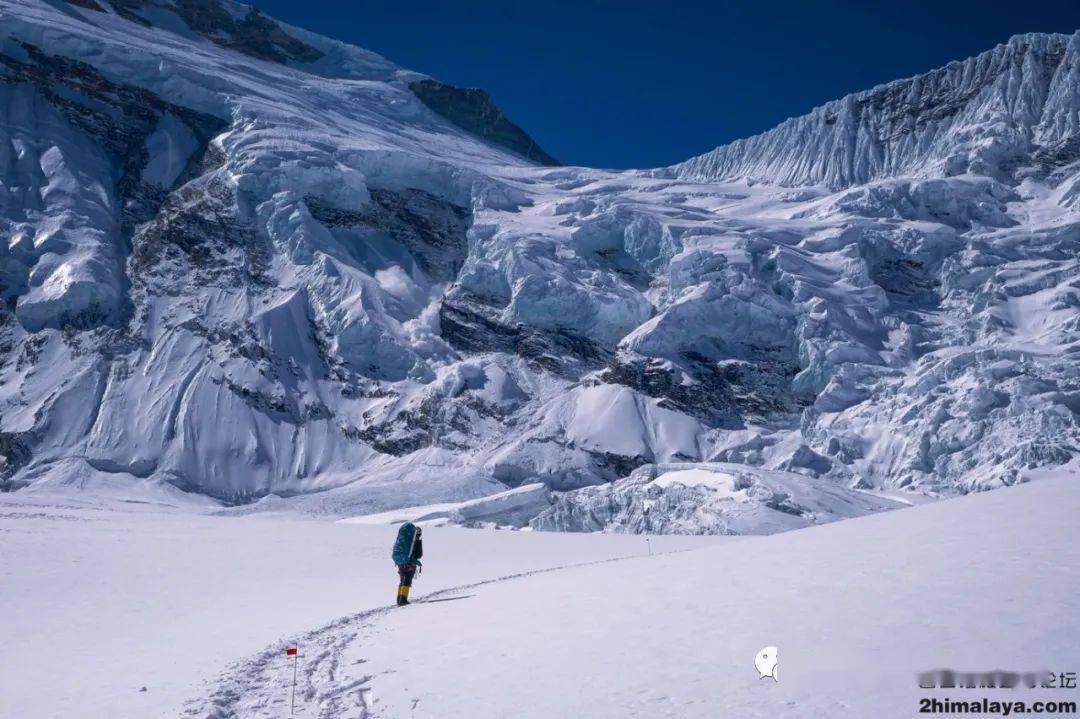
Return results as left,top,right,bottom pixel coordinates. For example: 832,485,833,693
397,564,416,587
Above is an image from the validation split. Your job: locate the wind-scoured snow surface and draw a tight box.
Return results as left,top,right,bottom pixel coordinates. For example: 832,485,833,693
0,1,1078,528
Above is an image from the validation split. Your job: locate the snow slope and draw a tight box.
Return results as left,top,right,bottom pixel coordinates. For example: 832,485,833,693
0,490,714,719
183,471,1080,719
0,0,1078,528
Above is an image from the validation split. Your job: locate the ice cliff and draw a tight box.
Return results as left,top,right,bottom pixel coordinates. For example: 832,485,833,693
674,33,1080,189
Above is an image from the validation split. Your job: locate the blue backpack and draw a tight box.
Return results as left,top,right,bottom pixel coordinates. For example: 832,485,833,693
392,522,418,565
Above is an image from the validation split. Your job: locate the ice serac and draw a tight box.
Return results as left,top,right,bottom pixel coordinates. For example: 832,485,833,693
531,463,904,535
674,33,1080,189
0,0,1077,532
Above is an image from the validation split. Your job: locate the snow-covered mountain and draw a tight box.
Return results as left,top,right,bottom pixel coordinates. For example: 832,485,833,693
0,0,1077,529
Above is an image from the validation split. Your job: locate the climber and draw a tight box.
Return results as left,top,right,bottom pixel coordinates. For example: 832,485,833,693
392,522,423,606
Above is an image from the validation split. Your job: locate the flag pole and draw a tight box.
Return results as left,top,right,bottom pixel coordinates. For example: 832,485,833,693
289,644,299,716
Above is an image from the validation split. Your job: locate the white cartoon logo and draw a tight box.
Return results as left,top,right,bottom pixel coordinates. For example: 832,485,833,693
755,646,779,681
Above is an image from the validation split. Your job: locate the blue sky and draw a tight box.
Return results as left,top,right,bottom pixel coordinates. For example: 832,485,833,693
255,0,1080,169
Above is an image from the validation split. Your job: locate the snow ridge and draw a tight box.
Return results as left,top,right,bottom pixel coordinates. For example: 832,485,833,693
674,33,1080,188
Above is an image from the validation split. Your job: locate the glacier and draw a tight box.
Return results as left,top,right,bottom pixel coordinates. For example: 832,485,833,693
0,0,1078,533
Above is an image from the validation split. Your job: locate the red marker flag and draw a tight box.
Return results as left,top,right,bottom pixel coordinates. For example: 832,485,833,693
285,647,297,656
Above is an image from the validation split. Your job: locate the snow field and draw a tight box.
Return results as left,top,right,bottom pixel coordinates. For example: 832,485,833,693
185,473,1080,718
0,491,716,718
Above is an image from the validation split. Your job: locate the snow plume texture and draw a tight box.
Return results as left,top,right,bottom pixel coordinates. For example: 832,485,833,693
1,1,1078,533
